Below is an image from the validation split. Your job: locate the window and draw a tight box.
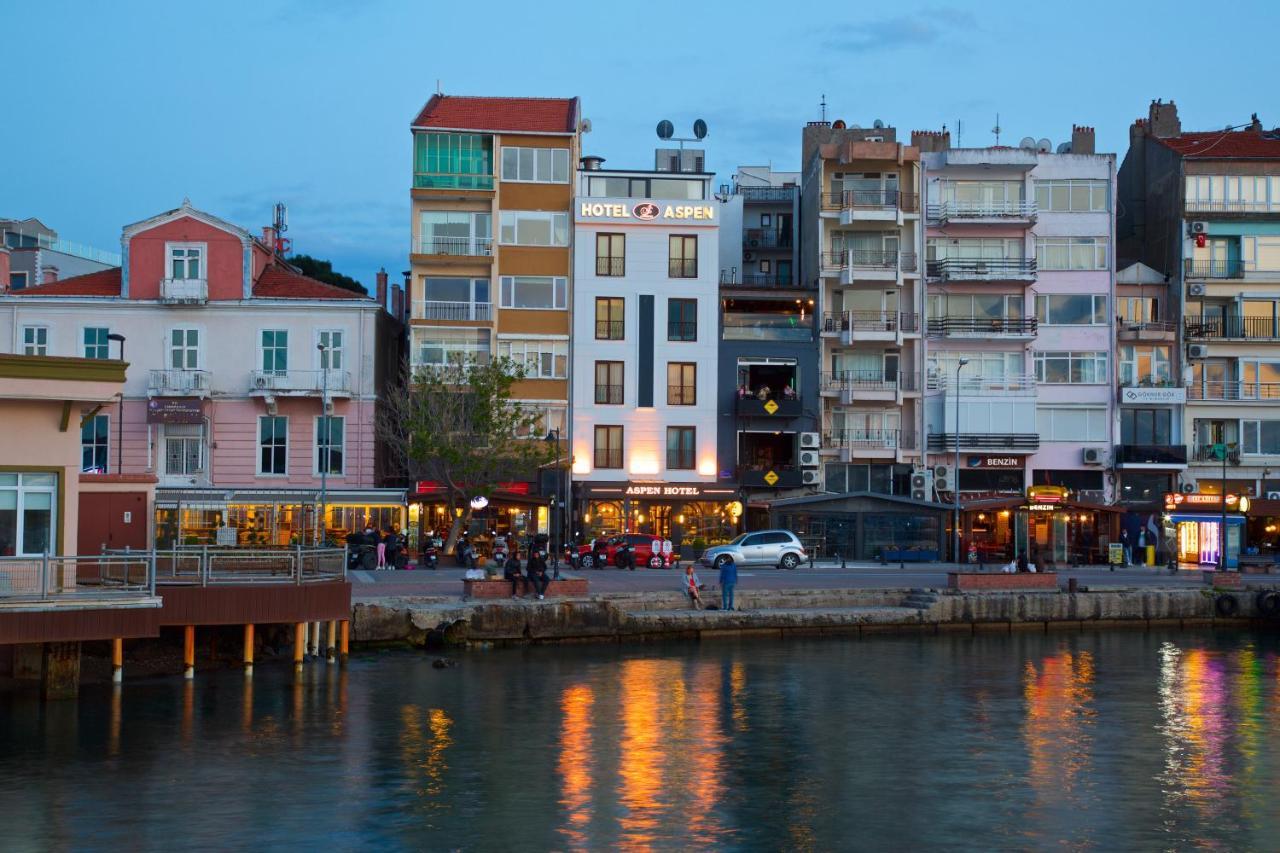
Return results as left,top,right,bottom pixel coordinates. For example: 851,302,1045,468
666,298,698,341
413,132,493,190
0,472,58,556
83,327,110,359
925,237,1024,260
594,426,623,469
1122,409,1173,446
497,339,568,379
669,235,697,278
170,328,199,369
1243,420,1280,455
1033,351,1109,384
500,146,570,183
316,416,345,476
1186,175,1280,212
167,244,203,280
1118,296,1160,326
596,234,625,276
595,297,624,340
1035,237,1108,270
586,175,705,200
667,363,696,405
418,211,492,255
760,214,772,227
411,328,490,368
9,271,28,290
667,427,696,470
499,211,569,247
1036,294,1107,325
595,361,623,404
22,326,48,355
260,330,288,375
418,277,490,320
1034,179,1109,212
81,414,110,472
317,330,344,370
1036,406,1108,442
499,276,567,310
258,416,288,475
928,351,1025,384
928,293,1023,320
1119,345,1171,386
164,424,205,476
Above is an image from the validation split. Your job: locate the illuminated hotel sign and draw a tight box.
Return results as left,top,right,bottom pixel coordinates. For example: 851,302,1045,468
578,201,717,222
624,484,703,497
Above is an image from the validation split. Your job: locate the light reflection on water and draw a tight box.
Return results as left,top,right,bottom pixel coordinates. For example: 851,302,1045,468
3,632,1280,850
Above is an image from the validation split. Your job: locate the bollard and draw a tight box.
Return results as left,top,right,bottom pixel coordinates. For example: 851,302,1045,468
1068,577,1079,593
243,624,254,676
339,620,350,665
183,625,195,680
111,637,123,683
841,553,846,570
809,551,815,570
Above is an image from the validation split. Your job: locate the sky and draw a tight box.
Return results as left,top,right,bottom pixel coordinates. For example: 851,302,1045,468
4,0,1277,287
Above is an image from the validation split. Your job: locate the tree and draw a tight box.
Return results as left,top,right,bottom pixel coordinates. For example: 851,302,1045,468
378,356,555,554
287,255,367,295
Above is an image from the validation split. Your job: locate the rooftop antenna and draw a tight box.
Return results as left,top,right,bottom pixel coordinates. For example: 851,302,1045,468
436,79,442,95
820,94,827,123
272,203,291,255
955,120,961,147
991,113,1001,146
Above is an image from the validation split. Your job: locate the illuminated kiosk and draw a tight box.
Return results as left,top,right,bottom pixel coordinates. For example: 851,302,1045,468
1163,492,1248,569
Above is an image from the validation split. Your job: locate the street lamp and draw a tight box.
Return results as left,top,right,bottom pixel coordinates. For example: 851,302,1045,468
953,358,970,565
107,333,126,475
545,429,563,555
317,342,329,546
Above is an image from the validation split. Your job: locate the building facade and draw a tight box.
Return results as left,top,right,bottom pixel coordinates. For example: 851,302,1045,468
407,94,581,542
0,201,403,548
2,217,120,292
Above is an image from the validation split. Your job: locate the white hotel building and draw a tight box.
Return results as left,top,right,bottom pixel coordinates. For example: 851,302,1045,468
571,154,737,544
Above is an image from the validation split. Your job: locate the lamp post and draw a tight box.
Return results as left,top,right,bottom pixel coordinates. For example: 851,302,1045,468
318,342,329,546
545,429,562,555
953,358,970,565
107,333,126,475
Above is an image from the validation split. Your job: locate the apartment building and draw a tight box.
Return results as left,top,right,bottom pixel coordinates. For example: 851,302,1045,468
918,126,1116,564
0,201,404,548
716,167,817,522
571,151,736,546
1119,101,1280,566
2,217,119,291
407,94,582,539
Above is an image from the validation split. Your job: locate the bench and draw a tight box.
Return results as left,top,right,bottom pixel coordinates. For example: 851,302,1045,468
948,571,1058,591
1202,570,1243,589
463,576,589,599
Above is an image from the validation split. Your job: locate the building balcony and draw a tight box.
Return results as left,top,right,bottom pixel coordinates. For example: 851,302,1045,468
250,369,352,397
821,310,919,344
1114,444,1188,468
820,371,919,404
1185,315,1280,341
412,236,494,259
824,429,916,460
926,374,1036,395
927,433,1039,452
148,369,211,397
159,278,208,304
736,396,802,418
1185,200,1280,217
719,272,809,291
740,186,796,203
743,229,792,250
822,250,918,283
1187,382,1280,402
412,172,494,192
739,465,805,489
412,300,493,322
926,201,1037,226
1116,320,1176,342
722,313,813,342
926,316,1037,339
1192,445,1242,464
821,190,919,220
926,258,1037,282
1184,258,1243,279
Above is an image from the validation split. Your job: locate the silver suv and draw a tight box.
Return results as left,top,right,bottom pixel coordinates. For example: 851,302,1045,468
699,530,807,570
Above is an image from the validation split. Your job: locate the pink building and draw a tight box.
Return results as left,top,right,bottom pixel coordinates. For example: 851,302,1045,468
0,201,404,546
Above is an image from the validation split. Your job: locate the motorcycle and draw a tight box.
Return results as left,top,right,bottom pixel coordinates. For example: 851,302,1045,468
615,543,635,571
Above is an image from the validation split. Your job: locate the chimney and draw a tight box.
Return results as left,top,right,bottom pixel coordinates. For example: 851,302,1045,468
261,226,276,252
42,265,59,284
1250,113,1263,132
910,130,951,153
1070,125,1095,155
391,284,404,321
0,247,9,292
1148,99,1181,138
375,267,388,310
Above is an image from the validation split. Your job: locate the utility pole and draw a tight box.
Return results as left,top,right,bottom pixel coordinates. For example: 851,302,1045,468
953,358,969,564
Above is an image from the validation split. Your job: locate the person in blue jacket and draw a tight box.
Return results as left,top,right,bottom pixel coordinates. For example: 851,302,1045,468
719,555,738,611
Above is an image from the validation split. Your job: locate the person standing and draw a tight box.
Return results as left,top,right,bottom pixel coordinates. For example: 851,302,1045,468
719,556,738,611
374,527,387,569
1120,528,1131,567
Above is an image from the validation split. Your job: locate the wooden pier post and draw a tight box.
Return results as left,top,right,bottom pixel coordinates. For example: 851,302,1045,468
326,620,337,664
183,625,195,680
339,619,349,665
293,622,305,672
111,638,123,683
242,624,254,676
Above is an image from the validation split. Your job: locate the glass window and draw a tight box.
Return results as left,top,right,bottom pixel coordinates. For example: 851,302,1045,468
413,132,494,190
669,235,697,278
596,234,625,276
1036,406,1108,441
667,427,696,470
496,339,568,379
22,326,48,356
1033,352,1108,384
81,414,110,472
83,327,110,359
164,423,205,476
668,298,697,341
411,328,490,368
1121,409,1172,445
500,146,570,183
1119,345,1171,386
1034,180,1109,212
0,472,58,556
587,176,631,197
1036,294,1107,325
317,416,344,476
170,328,199,370
594,426,623,469
595,297,624,340
650,179,704,200
499,276,566,310
595,361,624,404
418,211,492,255
1242,420,1280,455
9,272,28,291
258,416,288,475
667,363,696,405
318,330,343,370
168,245,203,280
261,330,288,374
498,211,569,247
1118,297,1160,326
1035,237,1108,270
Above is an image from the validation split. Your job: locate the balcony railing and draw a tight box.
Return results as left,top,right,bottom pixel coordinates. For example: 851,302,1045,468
739,186,796,203
821,311,920,334
413,236,493,257
1192,445,1242,464
596,256,625,276
595,320,625,340
1114,444,1188,466
1184,259,1244,279
159,278,208,303
722,313,813,342
927,317,1037,337
250,369,352,395
1184,315,1279,340
821,371,919,393
1117,320,1177,335
820,190,920,212
149,369,211,396
720,273,807,290
667,321,697,341
824,429,914,450
1186,200,1279,214
823,250,917,273
0,553,156,603
669,259,698,278
1187,382,1280,401
594,385,623,405
667,385,697,406
928,433,1040,451
736,396,802,417
413,172,494,191
927,258,1037,280
927,200,1037,221
743,229,792,249
738,466,804,488
415,300,492,321
927,373,1036,393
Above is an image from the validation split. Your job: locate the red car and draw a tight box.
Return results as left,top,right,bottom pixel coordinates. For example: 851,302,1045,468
577,534,676,569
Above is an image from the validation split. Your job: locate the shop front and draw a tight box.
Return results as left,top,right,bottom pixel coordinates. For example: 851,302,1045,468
960,486,1119,566
1163,492,1248,569
410,480,550,558
771,492,948,562
575,481,741,550
1244,498,1280,559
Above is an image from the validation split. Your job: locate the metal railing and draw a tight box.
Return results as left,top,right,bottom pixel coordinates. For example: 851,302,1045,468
1184,259,1244,279
822,310,917,334
821,190,919,212
822,249,916,272
928,201,1037,220
1185,315,1279,339
928,433,1040,451
595,320,625,340
739,186,796,202
160,278,208,302
414,300,492,321
2,229,122,265
1117,320,1177,334
0,553,156,602
1186,200,1278,214
1187,382,1280,401
596,256,625,276
412,172,494,191
669,259,698,278
927,258,1037,279
927,317,1038,336
250,369,352,394
667,385,696,405
149,369,211,394
743,229,791,249
594,384,623,404
413,236,493,256
824,428,913,450
667,321,697,341
720,273,805,289
821,370,919,392
721,313,814,342
133,546,346,586
927,373,1037,393
1193,445,1243,464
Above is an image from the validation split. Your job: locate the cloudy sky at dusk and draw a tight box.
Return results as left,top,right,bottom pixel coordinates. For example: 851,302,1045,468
6,0,1276,286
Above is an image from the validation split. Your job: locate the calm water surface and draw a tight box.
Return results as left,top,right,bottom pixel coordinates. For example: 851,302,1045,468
3,631,1280,851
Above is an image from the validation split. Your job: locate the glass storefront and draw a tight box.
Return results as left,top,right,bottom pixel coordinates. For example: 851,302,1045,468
155,492,405,548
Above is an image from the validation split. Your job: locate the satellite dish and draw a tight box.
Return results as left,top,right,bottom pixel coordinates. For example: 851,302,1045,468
657,119,674,140
850,123,862,130
873,119,885,129
832,119,846,130
1019,136,1036,150
1036,138,1052,152
693,118,708,140
1056,142,1071,153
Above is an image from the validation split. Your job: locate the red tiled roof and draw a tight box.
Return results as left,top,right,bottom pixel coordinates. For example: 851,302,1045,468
252,264,370,300
9,267,121,296
1154,129,1280,158
411,94,579,134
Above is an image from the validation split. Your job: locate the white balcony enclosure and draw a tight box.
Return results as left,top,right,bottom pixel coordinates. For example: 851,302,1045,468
250,369,352,397
149,369,211,397
159,278,208,303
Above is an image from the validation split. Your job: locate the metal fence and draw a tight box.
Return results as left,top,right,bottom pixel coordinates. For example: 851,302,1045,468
0,553,156,602
105,547,348,587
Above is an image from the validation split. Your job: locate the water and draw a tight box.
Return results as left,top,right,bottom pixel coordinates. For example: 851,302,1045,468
4,631,1280,851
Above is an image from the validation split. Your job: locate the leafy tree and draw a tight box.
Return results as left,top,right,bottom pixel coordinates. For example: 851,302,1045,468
287,254,367,295
378,357,554,553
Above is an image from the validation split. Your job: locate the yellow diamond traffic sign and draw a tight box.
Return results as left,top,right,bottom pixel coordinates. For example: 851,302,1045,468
763,399,779,415
763,469,779,486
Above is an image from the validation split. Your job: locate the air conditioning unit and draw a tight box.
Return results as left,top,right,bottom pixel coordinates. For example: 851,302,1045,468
744,251,755,261
1187,344,1208,360
748,238,760,248
1189,221,1209,235
1082,447,1105,465
910,471,933,502
1188,282,1206,297
1181,480,1197,494
934,465,954,493
801,469,822,486
253,375,270,389
798,450,820,467
799,432,820,449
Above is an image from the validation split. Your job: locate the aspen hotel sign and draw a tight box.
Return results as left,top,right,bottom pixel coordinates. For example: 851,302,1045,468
579,201,716,222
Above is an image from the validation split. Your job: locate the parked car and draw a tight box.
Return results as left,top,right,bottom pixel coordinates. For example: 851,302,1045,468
699,530,807,570
577,534,675,569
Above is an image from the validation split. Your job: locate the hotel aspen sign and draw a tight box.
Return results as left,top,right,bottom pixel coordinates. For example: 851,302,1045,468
577,200,717,224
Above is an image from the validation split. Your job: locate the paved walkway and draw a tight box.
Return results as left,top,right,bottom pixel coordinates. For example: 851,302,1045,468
351,561,1273,601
